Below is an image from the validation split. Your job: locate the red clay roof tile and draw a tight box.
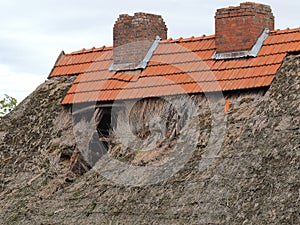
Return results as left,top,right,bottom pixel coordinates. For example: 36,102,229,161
50,27,300,104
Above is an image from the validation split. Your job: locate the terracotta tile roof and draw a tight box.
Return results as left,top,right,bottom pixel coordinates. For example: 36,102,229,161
48,28,300,104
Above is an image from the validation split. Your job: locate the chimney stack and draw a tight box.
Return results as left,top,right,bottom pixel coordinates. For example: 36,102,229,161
110,13,167,71
214,2,274,58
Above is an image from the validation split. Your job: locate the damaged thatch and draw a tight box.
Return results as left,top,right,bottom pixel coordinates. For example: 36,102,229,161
0,55,299,224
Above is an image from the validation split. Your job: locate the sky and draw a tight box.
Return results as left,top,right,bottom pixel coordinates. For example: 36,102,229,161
0,0,299,103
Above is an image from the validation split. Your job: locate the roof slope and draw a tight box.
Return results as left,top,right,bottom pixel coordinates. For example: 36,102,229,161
49,28,300,104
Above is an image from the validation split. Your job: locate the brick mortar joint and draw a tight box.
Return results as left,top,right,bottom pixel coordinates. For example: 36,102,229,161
216,11,273,17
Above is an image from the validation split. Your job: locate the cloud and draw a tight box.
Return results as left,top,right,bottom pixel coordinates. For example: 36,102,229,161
0,64,46,103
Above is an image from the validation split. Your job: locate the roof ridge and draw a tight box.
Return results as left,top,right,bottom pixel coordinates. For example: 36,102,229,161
160,34,215,43
65,26,300,56
270,27,300,35
67,34,216,55
68,45,113,55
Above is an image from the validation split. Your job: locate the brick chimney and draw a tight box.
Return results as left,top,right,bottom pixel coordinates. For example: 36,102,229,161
214,2,274,59
110,12,167,71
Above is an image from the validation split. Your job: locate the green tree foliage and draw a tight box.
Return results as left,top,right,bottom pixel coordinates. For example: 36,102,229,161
0,94,17,118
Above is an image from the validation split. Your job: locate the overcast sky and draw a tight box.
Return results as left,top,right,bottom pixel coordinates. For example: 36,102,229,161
0,0,299,103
